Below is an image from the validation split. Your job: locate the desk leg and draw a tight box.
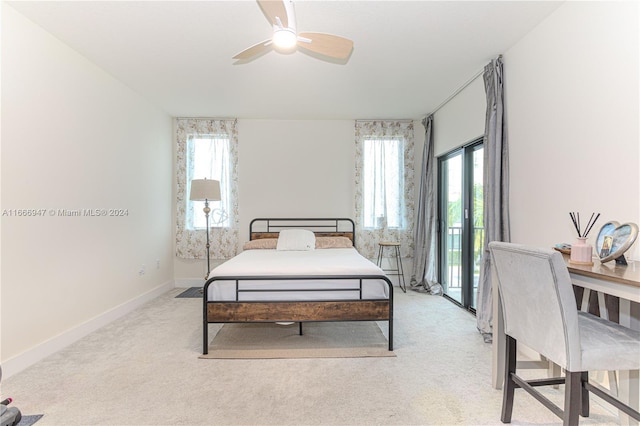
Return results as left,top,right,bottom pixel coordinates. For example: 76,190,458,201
581,288,591,312
618,299,639,426
492,281,505,389
597,292,609,320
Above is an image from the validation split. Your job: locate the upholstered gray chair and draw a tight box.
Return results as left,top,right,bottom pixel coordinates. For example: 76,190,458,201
489,242,640,425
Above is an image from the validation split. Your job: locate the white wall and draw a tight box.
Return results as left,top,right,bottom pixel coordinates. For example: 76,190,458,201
504,1,639,258
237,120,356,240
175,119,424,281
1,4,174,374
430,2,639,260
433,76,486,157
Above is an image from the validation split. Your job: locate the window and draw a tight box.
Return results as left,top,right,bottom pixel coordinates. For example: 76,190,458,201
362,137,405,229
186,134,231,229
175,118,238,260
354,120,414,259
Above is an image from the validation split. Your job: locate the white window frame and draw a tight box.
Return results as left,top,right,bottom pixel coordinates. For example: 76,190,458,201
362,136,406,230
186,134,231,230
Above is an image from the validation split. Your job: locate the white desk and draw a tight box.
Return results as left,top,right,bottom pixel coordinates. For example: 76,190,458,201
491,255,640,424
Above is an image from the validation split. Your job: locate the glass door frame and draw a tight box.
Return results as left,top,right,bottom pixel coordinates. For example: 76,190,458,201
437,138,483,313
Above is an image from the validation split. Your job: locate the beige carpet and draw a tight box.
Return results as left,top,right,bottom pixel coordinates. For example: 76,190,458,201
200,321,396,359
3,288,621,425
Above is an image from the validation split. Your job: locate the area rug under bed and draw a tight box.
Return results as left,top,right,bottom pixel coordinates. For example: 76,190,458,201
200,321,395,359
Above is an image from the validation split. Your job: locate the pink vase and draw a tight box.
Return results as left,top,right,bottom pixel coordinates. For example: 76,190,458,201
570,237,593,265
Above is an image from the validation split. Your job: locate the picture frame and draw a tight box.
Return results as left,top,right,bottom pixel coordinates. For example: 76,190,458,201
595,221,639,263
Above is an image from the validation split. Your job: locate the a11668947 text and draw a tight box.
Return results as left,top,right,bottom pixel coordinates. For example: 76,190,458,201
2,209,129,217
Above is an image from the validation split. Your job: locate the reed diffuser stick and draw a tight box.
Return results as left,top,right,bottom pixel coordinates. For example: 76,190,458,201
570,212,580,237
569,211,600,238
583,213,600,238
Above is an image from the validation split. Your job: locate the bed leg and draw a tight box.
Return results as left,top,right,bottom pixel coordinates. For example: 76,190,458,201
299,322,303,336
203,284,209,355
203,323,208,355
203,304,209,355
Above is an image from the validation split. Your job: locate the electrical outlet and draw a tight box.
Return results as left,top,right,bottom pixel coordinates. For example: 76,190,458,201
156,259,160,269
139,264,146,275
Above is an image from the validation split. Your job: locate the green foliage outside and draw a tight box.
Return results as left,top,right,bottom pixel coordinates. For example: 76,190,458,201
445,182,484,268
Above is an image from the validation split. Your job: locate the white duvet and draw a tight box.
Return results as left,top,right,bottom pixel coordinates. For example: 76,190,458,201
206,248,390,301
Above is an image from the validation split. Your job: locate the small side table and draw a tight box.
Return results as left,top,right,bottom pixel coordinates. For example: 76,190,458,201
376,242,407,293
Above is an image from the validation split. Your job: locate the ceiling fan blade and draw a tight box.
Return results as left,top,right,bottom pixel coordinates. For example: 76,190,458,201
297,32,353,60
233,40,273,60
257,0,288,28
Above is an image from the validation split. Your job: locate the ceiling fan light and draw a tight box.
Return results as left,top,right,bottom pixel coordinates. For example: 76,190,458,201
273,28,297,52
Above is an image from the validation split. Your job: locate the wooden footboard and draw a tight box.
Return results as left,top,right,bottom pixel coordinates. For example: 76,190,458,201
203,277,394,354
207,300,390,322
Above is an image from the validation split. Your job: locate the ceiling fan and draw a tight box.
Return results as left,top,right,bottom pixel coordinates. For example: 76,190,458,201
233,0,354,63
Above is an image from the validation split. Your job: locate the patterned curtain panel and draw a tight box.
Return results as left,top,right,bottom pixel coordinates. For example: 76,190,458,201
176,118,239,260
355,120,415,259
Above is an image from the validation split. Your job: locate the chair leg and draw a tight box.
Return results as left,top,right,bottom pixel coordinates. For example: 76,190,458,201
563,371,581,425
501,335,517,423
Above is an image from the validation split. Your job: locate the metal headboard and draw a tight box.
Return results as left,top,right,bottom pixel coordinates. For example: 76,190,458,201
249,218,356,246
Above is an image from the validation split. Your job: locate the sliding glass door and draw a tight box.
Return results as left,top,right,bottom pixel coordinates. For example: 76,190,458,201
438,140,484,311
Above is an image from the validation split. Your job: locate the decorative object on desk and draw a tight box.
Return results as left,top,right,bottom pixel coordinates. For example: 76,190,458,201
599,235,613,258
189,178,221,279
553,243,571,255
569,211,600,239
569,237,593,265
568,211,599,266
595,221,639,265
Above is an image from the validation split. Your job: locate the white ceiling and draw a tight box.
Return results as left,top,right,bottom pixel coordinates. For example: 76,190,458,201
8,1,563,120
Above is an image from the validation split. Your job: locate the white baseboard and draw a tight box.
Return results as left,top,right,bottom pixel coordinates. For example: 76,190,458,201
2,280,174,379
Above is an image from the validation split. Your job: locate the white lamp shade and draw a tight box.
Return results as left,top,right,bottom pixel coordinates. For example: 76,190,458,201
189,179,221,201
273,28,297,51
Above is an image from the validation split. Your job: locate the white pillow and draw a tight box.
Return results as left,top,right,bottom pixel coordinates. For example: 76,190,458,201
276,229,316,251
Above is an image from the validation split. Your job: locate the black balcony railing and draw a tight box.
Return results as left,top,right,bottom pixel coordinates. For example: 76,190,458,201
444,226,485,289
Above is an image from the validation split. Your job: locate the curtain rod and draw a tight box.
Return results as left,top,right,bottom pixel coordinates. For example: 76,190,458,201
426,68,484,118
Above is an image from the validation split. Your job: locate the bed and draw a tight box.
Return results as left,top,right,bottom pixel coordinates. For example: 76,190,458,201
202,218,394,354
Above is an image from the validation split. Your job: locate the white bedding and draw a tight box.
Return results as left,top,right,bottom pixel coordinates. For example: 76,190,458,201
206,248,390,301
